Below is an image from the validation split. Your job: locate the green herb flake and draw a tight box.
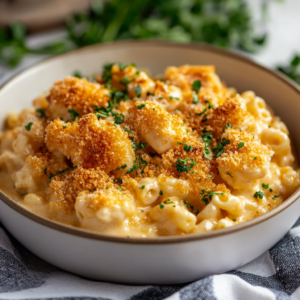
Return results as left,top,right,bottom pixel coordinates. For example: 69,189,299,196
272,194,281,199
177,142,193,152
68,109,80,121
262,183,269,189
254,191,266,199
116,164,127,170
71,165,78,171
269,188,273,192
193,209,200,215
25,122,33,131
226,123,232,129
63,125,67,129
137,103,146,109
159,204,165,209
226,172,233,178
135,85,142,98
173,157,196,173
237,142,245,149
200,189,225,205
117,186,122,190
254,156,257,160
140,185,145,189
41,168,47,175
192,80,201,93
106,186,109,189
232,218,237,222
159,190,163,196
192,94,198,104
207,174,212,178
36,108,45,118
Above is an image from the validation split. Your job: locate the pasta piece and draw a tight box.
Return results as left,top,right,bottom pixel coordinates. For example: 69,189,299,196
260,128,293,166
75,188,136,232
217,129,273,189
135,177,160,205
47,77,110,121
45,113,135,172
148,81,183,111
212,193,245,216
149,197,197,235
125,101,187,154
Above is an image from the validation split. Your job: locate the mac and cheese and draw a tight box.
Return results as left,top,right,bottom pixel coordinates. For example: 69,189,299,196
0,63,299,237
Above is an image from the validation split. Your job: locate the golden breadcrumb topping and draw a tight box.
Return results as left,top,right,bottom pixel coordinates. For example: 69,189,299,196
0,62,299,237
47,76,110,120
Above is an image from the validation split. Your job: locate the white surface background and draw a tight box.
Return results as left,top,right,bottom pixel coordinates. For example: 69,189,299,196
0,0,299,85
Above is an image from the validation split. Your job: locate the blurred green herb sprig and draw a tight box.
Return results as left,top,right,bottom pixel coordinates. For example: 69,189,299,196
277,55,300,84
0,0,267,68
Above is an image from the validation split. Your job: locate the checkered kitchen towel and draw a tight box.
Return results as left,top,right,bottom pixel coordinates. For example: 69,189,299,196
0,219,300,300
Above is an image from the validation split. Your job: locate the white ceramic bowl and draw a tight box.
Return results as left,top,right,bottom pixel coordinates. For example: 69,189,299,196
0,41,300,284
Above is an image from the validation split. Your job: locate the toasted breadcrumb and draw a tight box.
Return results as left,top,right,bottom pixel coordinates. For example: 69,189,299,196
47,76,110,121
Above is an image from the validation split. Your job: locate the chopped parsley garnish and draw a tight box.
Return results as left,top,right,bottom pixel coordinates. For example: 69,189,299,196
186,129,189,136
41,168,47,175
272,194,281,199
173,157,196,173
202,126,213,160
121,75,135,84
159,190,163,196
193,209,200,215
226,172,233,178
254,156,257,160
94,101,124,124
195,107,207,116
48,168,70,180
25,122,33,131
117,186,122,190
106,186,109,189
192,80,201,93
102,63,114,82
212,137,230,158
115,178,123,184
269,188,273,192
36,108,45,118
237,142,245,149
71,165,78,171
137,141,147,150
175,110,180,114
127,155,148,174
192,94,198,104
63,125,67,129
116,164,127,170
205,100,214,109
232,218,237,222
207,174,212,178
164,199,174,204
137,103,146,109
122,126,134,134
183,199,194,210
135,85,142,97
177,142,193,151
159,204,165,209
200,189,225,205
225,123,232,129
262,183,269,189
73,70,83,78
254,191,266,199
68,109,80,121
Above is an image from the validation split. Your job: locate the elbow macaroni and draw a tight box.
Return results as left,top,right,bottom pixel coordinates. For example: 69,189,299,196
0,63,299,237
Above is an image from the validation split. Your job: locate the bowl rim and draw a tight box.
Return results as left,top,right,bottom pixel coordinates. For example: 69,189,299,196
0,39,300,244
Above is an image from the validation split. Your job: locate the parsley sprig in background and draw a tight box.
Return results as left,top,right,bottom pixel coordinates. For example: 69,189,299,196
0,0,299,85
0,0,267,68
